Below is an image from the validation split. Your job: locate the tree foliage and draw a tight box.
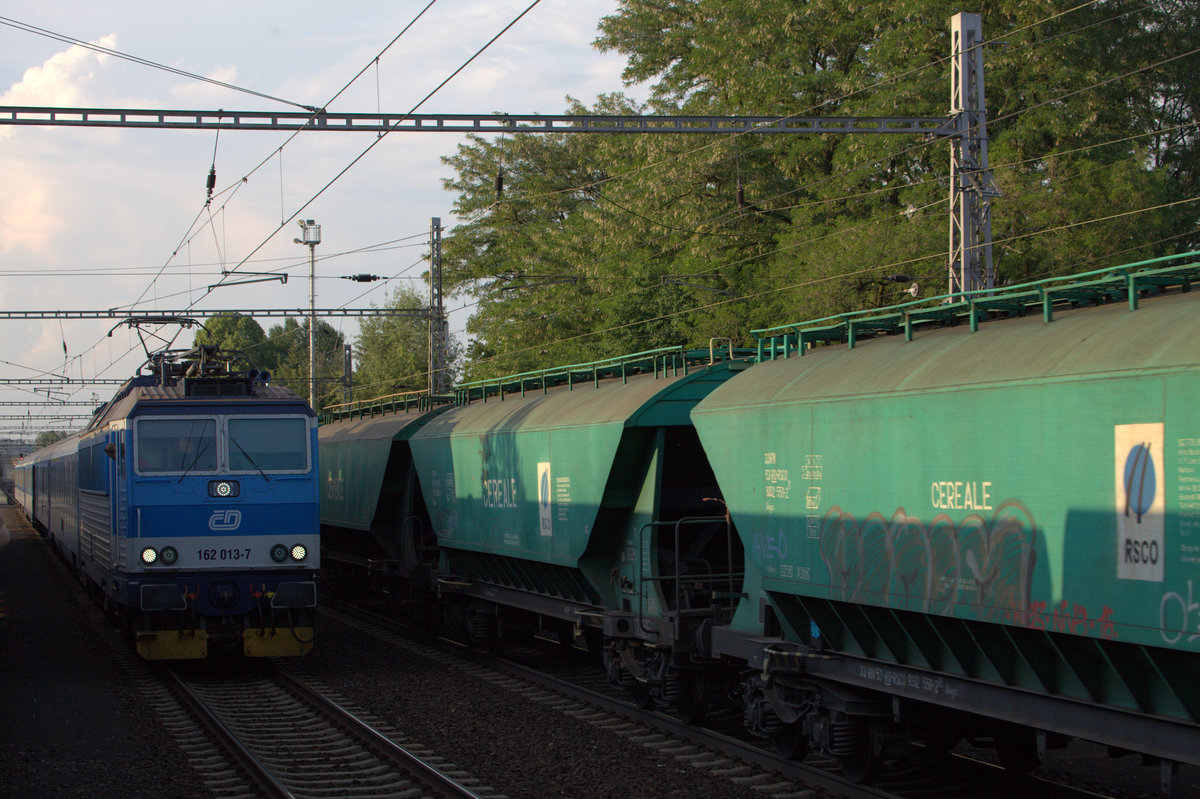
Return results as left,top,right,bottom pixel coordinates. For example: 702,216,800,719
263,318,348,409
441,1,1197,379
194,313,269,359
353,285,462,400
35,430,69,448
193,313,346,410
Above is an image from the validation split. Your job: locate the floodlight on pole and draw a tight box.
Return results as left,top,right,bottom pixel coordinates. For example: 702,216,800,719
295,219,321,410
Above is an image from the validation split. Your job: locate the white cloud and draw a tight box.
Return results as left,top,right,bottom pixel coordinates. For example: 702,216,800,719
0,2,636,433
0,35,122,257
0,162,63,258
2,33,116,108
169,64,240,103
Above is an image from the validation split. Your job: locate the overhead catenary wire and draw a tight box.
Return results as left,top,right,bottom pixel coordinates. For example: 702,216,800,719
450,1,1182,306
28,0,522,404
4,3,1180,405
0,15,316,111
117,0,441,319
90,0,510,407
126,1,547,400
201,0,544,297
460,192,1200,375
485,36,1200,300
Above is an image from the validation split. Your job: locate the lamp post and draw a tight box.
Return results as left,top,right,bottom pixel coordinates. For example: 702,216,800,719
294,219,321,410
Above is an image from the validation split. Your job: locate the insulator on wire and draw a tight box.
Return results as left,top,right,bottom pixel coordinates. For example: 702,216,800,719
206,166,217,202
495,167,504,199
736,180,746,209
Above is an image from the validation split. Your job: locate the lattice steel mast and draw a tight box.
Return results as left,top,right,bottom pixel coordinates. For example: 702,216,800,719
0,13,995,372
948,12,1000,297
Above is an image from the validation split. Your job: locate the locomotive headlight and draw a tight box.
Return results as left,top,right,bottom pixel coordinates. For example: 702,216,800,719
161,546,179,566
207,480,240,498
141,547,158,565
270,544,288,563
290,544,308,561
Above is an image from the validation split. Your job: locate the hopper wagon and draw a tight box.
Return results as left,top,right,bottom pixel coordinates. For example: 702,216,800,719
691,257,1200,783
318,395,451,624
406,347,748,714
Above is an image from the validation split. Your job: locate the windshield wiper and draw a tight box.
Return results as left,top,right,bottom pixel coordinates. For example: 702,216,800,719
176,421,212,483
230,436,270,482
176,441,211,483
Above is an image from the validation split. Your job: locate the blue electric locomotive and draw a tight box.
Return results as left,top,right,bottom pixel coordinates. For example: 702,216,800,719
15,341,319,659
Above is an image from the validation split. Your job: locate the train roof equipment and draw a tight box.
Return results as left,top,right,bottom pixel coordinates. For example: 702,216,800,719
88,320,302,434
753,249,1200,360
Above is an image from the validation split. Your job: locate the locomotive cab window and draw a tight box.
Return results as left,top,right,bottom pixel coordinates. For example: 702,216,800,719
228,417,308,472
136,418,217,474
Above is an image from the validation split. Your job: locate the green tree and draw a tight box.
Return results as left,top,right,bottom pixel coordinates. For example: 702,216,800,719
35,430,69,448
261,318,347,410
193,313,272,367
192,313,348,408
440,1,1196,378
353,285,461,400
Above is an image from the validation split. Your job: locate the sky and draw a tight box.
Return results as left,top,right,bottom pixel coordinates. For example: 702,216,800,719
0,0,645,440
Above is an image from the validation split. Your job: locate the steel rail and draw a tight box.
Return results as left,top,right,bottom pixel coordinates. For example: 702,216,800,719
328,603,892,799
272,665,487,799
330,602,1125,799
159,665,294,799
162,660,487,799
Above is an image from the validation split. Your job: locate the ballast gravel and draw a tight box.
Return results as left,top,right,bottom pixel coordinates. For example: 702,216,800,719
301,613,776,799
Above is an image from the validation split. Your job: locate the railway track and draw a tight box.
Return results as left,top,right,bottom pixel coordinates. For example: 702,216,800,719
324,602,1131,799
21,501,1160,799
161,660,502,799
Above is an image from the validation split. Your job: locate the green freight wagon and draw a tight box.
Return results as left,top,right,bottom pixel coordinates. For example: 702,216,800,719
691,256,1200,782
318,396,450,617
408,347,745,712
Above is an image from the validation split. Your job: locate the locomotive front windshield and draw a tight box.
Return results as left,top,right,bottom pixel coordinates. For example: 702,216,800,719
135,415,310,475
138,419,217,473
228,417,307,472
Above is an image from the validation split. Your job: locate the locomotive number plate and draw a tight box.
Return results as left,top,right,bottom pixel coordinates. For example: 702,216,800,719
196,548,253,561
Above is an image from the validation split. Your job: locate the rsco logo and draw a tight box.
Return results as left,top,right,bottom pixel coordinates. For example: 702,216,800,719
208,509,243,531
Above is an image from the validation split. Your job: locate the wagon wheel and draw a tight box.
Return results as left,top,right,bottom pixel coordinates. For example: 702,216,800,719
772,724,809,761
839,720,886,784
676,673,707,726
630,682,655,710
